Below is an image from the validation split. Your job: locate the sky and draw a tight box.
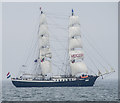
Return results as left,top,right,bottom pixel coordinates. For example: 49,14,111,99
2,2,118,81
0,2,2,82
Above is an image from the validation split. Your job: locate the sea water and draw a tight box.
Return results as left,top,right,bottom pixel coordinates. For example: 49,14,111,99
1,79,118,101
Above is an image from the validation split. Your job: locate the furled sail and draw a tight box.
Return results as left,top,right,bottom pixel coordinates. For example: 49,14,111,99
38,11,52,75
69,9,88,76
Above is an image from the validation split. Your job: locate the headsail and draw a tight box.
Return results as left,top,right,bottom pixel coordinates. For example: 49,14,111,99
38,9,52,75
69,9,88,76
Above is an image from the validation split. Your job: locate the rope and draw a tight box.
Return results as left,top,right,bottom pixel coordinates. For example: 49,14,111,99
83,38,105,68
82,34,112,73
24,38,39,66
47,19,69,74
47,15,68,20
83,33,113,69
52,62,66,74
46,12,69,18
17,14,41,76
84,49,99,71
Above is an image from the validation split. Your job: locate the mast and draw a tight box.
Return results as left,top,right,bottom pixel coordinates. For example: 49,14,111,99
68,9,88,76
38,8,52,76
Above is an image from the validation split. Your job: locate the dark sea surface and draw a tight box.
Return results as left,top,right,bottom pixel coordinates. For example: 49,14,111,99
1,79,118,101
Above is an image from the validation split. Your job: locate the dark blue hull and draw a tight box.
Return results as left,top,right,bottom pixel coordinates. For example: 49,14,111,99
12,76,98,87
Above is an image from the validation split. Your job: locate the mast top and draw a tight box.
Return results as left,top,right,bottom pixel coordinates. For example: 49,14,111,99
72,9,74,16
40,7,43,14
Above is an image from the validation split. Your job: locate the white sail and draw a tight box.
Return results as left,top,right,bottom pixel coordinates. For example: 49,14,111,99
69,16,80,27
69,10,88,76
40,14,47,25
39,25,49,36
39,12,52,75
69,27,81,38
39,36,49,48
69,49,84,60
40,48,52,59
70,61,88,75
69,38,82,50
41,60,52,75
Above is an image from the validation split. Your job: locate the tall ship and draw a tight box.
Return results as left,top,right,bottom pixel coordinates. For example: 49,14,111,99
11,8,115,87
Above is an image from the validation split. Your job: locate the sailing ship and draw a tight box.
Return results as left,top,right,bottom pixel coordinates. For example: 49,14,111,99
11,8,115,87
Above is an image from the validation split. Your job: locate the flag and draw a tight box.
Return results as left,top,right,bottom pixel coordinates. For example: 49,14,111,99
40,7,41,10
72,9,74,16
7,75,11,79
7,72,10,76
72,59,75,63
34,59,38,62
72,9,74,13
41,58,44,62
7,72,11,79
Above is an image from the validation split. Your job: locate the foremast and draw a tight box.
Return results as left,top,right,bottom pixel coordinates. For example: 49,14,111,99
38,9,52,76
68,9,88,76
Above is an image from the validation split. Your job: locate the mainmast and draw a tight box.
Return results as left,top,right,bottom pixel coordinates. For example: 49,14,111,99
38,8,52,76
68,9,88,76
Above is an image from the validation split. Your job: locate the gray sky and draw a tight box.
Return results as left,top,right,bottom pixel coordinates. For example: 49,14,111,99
0,3,2,81
2,2,118,81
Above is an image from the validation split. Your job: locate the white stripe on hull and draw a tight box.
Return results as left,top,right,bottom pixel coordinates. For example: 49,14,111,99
11,78,81,83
